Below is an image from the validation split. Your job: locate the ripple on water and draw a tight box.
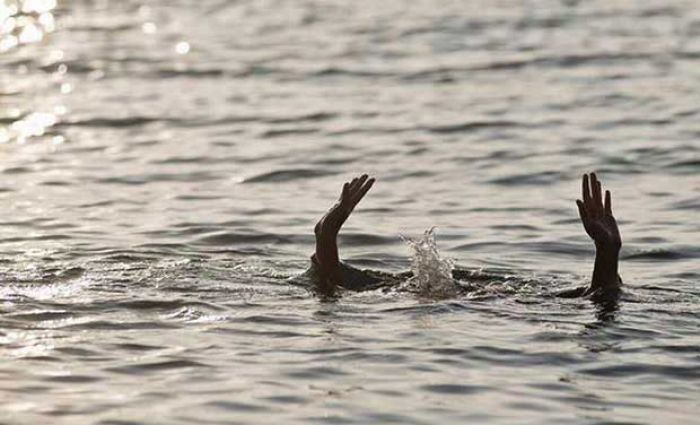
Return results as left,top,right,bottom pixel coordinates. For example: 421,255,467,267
1,0,699,423
420,383,488,395
105,359,210,375
242,168,338,183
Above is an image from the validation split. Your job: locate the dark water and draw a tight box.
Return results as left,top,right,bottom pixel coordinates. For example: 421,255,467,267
1,0,698,423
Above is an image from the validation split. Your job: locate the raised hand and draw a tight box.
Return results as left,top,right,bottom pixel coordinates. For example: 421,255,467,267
575,172,622,296
315,174,375,240
576,172,621,251
313,174,375,294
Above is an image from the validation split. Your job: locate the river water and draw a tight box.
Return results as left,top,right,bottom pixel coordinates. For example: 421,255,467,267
1,0,698,423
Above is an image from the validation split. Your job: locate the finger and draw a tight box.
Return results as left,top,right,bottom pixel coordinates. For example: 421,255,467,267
591,172,600,195
346,177,359,196
605,190,612,216
582,174,591,206
576,199,587,222
350,174,368,194
576,199,592,235
352,177,375,205
342,182,349,199
591,173,602,211
348,175,362,192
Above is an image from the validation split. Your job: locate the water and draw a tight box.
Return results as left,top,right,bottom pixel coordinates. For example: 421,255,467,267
403,228,457,298
1,0,699,423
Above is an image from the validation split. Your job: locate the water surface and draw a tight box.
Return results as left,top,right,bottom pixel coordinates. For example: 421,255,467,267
1,0,698,424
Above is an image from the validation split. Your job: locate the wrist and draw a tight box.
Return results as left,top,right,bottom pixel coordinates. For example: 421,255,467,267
594,242,620,256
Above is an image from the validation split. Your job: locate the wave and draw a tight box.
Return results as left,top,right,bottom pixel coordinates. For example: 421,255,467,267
242,168,337,183
624,248,697,261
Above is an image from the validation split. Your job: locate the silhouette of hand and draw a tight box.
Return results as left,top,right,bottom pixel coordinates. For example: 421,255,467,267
576,172,621,251
315,174,375,239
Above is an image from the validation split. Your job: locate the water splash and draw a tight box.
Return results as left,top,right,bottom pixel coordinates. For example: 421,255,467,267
402,228,457,298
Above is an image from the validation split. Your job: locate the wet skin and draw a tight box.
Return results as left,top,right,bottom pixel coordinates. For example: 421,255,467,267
312,174,375,296
575,172,623,296
313,172,622,300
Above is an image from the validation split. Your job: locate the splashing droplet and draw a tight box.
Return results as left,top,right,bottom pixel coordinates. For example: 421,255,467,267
402,228,456,298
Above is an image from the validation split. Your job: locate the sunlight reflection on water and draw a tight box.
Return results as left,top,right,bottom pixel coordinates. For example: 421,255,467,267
0,0,55,51
0,0,698,423
1,0,60,144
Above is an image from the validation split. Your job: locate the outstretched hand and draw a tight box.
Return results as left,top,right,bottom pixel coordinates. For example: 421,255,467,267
576,172,621,251
315,174,375,239
313,174,375,293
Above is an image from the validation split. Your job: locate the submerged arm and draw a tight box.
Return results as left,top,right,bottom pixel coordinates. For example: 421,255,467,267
576,172,622,295
313,174,375,295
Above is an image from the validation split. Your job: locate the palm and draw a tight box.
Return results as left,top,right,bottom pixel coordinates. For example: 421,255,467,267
587,215,621,247
576,173,621,250
315,174,375,239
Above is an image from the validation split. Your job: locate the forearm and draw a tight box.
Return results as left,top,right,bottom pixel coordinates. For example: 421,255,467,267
590,245,621,291
315,237,338,270
314,234,341,293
